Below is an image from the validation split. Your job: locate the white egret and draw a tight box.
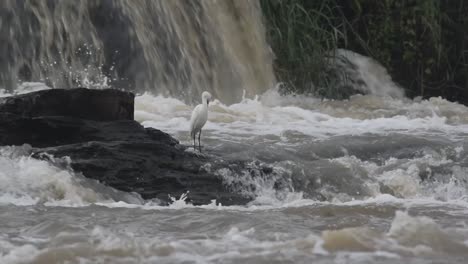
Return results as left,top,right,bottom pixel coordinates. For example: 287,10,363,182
190,91,212,152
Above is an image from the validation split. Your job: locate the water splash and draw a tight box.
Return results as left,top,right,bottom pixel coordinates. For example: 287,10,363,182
0,0,275,103
0,145,143,206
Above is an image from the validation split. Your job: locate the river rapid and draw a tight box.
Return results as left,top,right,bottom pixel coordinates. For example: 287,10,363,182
2,84,468,263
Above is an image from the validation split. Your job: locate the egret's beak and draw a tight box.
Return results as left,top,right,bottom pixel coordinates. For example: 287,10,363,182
207,99,210,106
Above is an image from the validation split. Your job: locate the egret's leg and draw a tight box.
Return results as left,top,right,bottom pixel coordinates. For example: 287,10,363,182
193,133,196,150
198,130,202,152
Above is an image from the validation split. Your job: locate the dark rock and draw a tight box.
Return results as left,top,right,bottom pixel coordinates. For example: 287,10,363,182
0,114,177,148
0,88,134,121
33,134,251,205
0,88,257,205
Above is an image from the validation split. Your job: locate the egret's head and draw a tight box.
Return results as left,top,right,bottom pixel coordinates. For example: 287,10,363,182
202,91,212,105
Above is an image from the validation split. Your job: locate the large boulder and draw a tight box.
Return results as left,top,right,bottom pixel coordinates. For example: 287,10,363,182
30,117,251,205
0,88,134,121
0,88,263,205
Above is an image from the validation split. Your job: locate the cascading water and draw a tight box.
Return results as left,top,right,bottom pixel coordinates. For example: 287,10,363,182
0,0,106,90
328,49,405,98
0,0,275,103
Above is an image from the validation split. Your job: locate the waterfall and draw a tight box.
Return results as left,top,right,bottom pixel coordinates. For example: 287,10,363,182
330,49,405,98
0,0,275,104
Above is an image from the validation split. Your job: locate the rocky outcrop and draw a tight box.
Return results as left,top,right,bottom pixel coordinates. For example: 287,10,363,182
0,88,262,205
0,88,134,121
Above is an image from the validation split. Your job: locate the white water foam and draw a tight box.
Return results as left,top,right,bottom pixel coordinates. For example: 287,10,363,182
0,82,51,97
0,145,142,207
329,150,468,204
2,210,466,264
136,89,468,145
133,89,468,209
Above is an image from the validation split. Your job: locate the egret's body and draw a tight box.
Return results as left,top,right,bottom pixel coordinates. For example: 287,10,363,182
190,91,211,151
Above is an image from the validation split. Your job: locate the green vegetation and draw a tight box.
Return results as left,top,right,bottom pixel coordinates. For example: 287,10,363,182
260,0,468,102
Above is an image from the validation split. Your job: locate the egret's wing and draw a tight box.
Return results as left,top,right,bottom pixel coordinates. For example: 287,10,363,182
189,105,203,136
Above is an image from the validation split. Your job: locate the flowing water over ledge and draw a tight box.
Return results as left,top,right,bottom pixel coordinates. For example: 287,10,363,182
0,0,274,104
2,85,468,263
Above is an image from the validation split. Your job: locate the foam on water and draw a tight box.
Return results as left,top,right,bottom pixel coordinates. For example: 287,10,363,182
136,89,468,145
328,148,468,203
133,88,468,209
0,145,142,207
1,210,466,264
321,210,468,256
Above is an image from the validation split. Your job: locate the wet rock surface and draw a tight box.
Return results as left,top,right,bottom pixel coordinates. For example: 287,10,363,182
0,88,134,121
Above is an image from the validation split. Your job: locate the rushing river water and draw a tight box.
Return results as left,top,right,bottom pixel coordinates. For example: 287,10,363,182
1,84,468,263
